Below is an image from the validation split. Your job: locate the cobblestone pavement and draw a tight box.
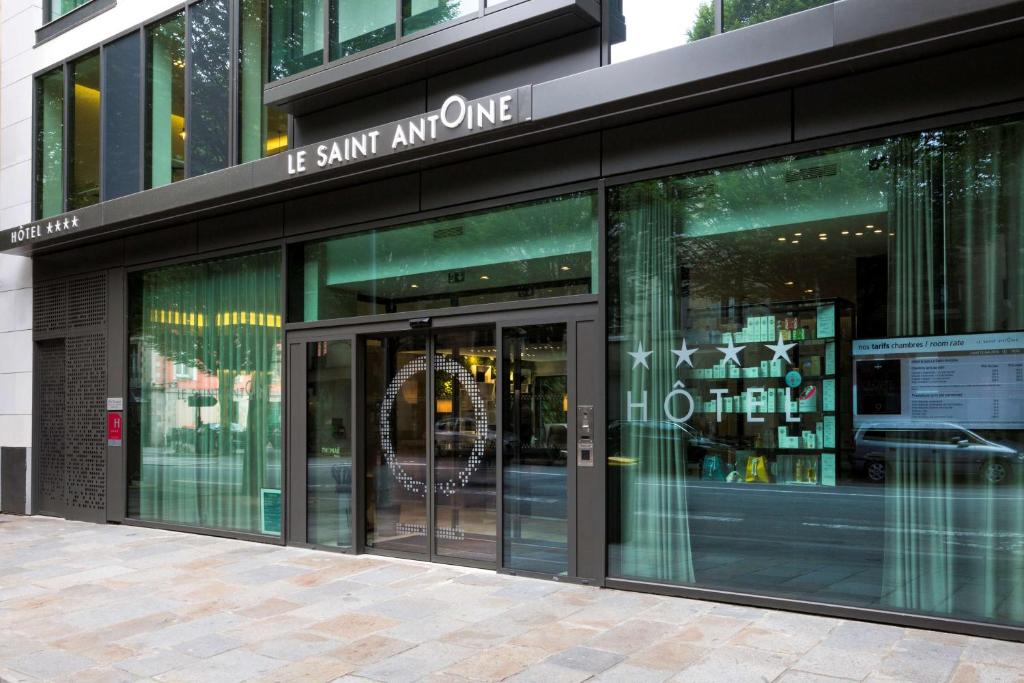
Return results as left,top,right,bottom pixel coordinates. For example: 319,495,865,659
1,516,1023,683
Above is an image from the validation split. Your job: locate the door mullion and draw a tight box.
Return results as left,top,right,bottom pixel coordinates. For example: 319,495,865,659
426,333,436,560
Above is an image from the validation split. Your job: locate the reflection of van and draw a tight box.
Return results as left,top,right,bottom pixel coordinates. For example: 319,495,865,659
607,420,733,468
853,422,1021,484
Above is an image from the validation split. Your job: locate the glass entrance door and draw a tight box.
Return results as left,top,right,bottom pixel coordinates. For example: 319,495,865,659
364,326,497,564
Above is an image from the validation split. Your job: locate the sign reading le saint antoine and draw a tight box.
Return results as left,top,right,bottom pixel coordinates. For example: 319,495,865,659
5,89,527,250
285,89,526,176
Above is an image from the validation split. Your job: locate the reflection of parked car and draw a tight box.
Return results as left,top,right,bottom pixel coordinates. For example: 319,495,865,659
194,422,247,455
434,417,496,454
607,420,734,468
853,422,1022,484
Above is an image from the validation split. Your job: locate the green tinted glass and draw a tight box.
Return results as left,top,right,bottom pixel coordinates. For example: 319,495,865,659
48,0,91,21
128,250,283,536
35,68,65,219
291,192,598,322
240,0,289,161
145,12,186,189
723,0,833,32
69,52,100,210
401,0,477,36
330,0,396,60
269,0,324,81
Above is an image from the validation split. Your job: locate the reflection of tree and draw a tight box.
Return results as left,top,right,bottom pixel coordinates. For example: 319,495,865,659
689,0,832,41
189,0,231,175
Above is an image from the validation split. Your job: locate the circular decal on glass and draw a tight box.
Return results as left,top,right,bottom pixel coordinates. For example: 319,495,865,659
380,355,488,498
785,370,803,388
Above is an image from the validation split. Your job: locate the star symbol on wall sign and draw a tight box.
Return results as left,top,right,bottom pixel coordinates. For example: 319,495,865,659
671,339,699,368
63,217,70,229
716,338,746,366
71,215,79,227
628,341,654,370
765,334,798,364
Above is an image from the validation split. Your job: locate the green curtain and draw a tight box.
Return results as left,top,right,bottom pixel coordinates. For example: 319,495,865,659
884,120,1024,622
616,181,695,584
135,251,282,535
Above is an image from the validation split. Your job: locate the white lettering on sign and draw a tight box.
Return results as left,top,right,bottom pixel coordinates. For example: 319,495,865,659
286,91,521,177
7,214,81,247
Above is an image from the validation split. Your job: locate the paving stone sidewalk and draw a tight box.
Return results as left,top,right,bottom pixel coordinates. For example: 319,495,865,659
1,515,1022,683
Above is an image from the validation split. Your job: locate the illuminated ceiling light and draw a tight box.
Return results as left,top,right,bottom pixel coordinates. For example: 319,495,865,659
873,229,883,234
480,275,490,280
784,281,794,286
791,240,799,244
805,289,814,294
819,236,828,240
866,224,875,229
841,231,850,235
560,265,571,271
410,284,419,288
794,232,803,236
777,237,787,242
818,233,827,237
855,232,864,236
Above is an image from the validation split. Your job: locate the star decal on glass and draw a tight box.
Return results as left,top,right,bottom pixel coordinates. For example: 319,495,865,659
716,338,746,366
765,334,798,365
671,339,699,368
628,341,653,370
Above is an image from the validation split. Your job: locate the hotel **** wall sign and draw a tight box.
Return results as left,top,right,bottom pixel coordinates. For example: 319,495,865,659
285,88,529,177
8,213,82,248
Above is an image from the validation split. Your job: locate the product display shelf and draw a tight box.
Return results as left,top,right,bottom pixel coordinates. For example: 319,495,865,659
684,298,852,487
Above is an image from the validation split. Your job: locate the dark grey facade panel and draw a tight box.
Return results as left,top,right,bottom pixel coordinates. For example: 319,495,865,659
34,240,125,282
124,225,197,267
833,0,1024,47
602,92,793,177
532,4,835,122
794,37,1024,141
284,174,420,237
294,82,428,147
425,29,601,110
197,205,285,253
105,268,126,524
0,448,27,514
420,132,600,211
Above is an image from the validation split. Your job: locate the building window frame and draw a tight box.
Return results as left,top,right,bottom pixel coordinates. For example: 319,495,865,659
32,0,288,220
37,0,117,45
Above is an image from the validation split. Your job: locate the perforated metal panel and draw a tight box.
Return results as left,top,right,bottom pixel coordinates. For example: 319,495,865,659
32,273,109,522
37,340,66,516
34,280,67,334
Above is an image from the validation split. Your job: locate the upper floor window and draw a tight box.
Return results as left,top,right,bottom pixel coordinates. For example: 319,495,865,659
33,0,288,219
46,0,92,22
269,0,482,82
610,0,834,64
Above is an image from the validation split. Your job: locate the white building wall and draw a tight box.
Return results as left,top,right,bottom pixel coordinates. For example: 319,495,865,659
0,0,183,510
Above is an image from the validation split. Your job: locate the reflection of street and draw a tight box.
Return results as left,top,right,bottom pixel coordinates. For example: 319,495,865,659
615,477,1024,622
139,446,281,489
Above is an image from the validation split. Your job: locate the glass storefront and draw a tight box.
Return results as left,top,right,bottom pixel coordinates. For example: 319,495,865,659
128,251,283,537
607,117,1024,627
291,192,598,322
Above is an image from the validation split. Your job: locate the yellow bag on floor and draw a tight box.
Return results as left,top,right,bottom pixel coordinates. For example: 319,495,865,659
745,455,770,483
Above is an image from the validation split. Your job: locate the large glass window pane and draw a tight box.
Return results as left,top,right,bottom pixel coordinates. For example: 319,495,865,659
35,68,65,219
127,250,283,536
307,340,353,548
291,192,598,322
102,32,142,201
188,0,231,176
364,332,429,554
269,0,324,81
503,324,568,574
330,0,396,60
434,326,497,563
401,0,477,36
610,0,714,63
723,0,833,32
240,0,289,162
48,0,91,21
145,12,186,189
69,51,100,210
607,117,1024,628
